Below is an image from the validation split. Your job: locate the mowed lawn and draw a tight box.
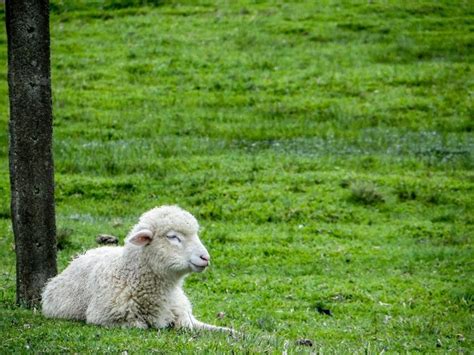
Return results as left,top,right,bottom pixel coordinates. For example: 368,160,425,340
0,0,472,352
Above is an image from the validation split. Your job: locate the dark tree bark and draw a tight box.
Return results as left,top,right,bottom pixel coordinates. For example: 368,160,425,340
6,0,57,307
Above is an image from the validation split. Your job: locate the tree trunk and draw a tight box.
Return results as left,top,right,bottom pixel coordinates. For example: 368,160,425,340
6,0,57,307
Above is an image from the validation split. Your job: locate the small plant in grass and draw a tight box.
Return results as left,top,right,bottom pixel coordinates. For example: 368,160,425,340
396,182,418,201
424,188,444,205
56,228,74,250
349,181,385,205
339,178,351,188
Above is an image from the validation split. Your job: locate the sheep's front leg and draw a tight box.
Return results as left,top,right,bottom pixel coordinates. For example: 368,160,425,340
190,316,236,334
168,289,237,335
171,307,235,334
120,320,149,329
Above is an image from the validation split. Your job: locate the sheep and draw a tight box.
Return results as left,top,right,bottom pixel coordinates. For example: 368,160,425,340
41,205,233,333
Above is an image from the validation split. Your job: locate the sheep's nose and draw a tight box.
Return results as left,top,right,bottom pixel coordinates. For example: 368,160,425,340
200,254,210,263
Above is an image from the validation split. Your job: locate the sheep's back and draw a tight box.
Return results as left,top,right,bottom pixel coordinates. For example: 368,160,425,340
42,246,124,320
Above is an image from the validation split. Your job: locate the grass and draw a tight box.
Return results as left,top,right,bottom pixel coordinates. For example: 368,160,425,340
0,0,473,352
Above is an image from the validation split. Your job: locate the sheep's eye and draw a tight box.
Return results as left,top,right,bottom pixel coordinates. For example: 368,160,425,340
167,235,181,242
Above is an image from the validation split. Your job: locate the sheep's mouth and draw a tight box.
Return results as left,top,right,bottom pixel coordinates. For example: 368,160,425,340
189,262,207,273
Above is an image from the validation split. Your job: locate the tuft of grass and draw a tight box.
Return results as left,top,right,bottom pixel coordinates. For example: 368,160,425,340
396,182,418,202
56,228,74,250
349,181,385,205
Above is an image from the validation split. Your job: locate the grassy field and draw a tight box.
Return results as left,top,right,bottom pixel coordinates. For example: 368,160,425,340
0,0,473,352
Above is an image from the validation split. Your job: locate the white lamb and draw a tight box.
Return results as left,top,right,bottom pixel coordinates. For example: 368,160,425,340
42,205,232,333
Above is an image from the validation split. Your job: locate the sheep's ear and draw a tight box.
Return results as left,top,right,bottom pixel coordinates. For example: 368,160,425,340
128,229,153,246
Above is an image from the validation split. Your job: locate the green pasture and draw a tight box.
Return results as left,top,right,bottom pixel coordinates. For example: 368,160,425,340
0,0,472,352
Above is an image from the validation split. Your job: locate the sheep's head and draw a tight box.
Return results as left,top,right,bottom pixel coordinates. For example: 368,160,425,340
125,206,210,275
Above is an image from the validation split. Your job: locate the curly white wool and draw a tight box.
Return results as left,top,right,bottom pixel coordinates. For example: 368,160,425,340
41,205,232,332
